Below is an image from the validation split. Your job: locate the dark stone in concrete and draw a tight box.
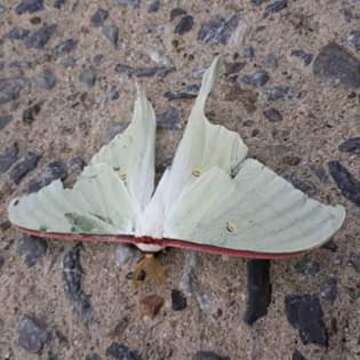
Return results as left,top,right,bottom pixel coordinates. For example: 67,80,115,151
0,143,19,174
106,342,140,360
25,24,57,49
175,15,194,35
17,235,48,267
10,152,41,184
15,0,44,15
0,115,14,130
171,289,187,311
338,137,360,154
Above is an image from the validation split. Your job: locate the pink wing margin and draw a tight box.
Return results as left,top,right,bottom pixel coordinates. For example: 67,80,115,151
17,226,304,260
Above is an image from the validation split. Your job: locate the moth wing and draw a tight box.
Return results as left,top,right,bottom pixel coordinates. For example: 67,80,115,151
162,57,248,211
90,86,156,210
164,159,345,254
8,163,136,234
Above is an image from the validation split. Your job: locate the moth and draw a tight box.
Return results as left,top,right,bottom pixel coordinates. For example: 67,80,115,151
8,57,346,260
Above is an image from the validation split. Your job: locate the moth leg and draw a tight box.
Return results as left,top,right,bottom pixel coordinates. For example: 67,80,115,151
132,253,166,287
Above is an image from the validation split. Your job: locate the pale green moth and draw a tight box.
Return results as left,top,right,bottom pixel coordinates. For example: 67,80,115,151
8,57,346,259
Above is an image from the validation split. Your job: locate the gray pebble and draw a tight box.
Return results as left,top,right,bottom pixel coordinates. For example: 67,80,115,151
313,42,360,89
251,0,265,5
22,102,42,125
148,0,160,13
285,294,328,346
102,24,119,48
265,85,294,101
175,15,194,35
109,85,120,100
90,8,109,27
10,151,41,184
34,69,57,90
291,49,314,66
328,160,360,206
0,77,28,105
263,107,283,122
15,0,44,15
240,70,269,87
224,61,246,80
170,7,187,21
164,84,199,100
17,315,50,353
6,27,30,40
263,53,279,69
67,156,85,176
171,289,187,311
17,235,48,267
106,342,140,360
347,30,360,51
25,24,57,49
192,352,230,360
0,256,4,269
54,38,77,56
263,0,288,18
0,114,14,130
338,137,360,154
0,143,19,174
294,256,320,276
292,350,307,360
27,160,67,193
79,68,97,88
320,277,337,303
197,14,239,45
0,3,6,12
63,245,92,322
157,107,180,129
54,0,65,9
115,64,175,78
115,244,138,266
113,0,140,8
243,46,255,59
86,353,101,360
350,254,360,273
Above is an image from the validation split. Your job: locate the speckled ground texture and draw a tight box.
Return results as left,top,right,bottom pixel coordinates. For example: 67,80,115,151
0,0,360,359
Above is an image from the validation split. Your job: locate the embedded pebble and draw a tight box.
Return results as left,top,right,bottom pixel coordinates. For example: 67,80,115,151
0,256,4,269
164,84,199,100
338,137,360,154
113,0,140,8
192,351,230,360
263,0,288,18
34,69,57,90
291,49,314,66
148,0,160,13
263,53,279,69
22,102,42,125
17,235,48,267
17,315,50,353
328,160,360,206
313,42,360,89
224,61,246,80
62,245,92,322
294,256,320,276
115,64,175,78
263,107,283,122
292,350,307,360
0,143,19,174
79,68,97,88
90,8,109,27
347,31,360,51
25,24,57,49
350,254,360,273
54,0,65,9
157,107,180,129
285,294,328,346
243,260,271,325
197,14,239,45
102,24,119,48
15,0,44,15
115,244,138,266
10,152,41,184
175,15,194,35
170,8,187,21
27,160,67,193
54,38,77,56
171,289,187,311
106,342,140,360
6,27,30,40
86,353,101,360
225,86,258,113
240,70,269,87
0,114,14,130
140,294,164,318
320,277,337,303
265,86,294,101
0,77,28,105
